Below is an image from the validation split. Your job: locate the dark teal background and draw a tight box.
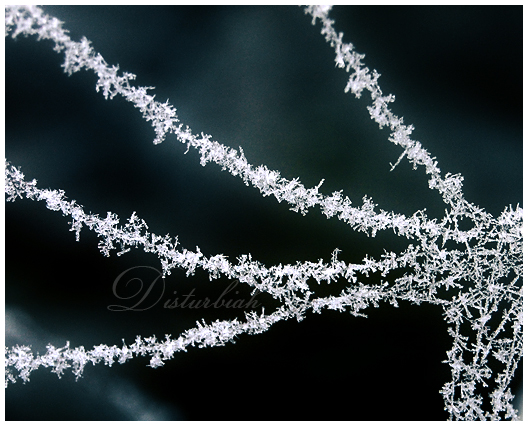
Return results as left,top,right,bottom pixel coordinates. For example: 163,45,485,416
5,6,522,420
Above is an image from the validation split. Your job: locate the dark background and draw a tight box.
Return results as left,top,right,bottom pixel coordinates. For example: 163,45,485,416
5,6,522,420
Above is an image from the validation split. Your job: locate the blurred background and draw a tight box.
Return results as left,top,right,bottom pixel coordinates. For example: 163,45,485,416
5,6,522,420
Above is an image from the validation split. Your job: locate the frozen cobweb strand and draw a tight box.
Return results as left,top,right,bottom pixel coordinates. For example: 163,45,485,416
304,6,466,209
5,5,522,421
3,6,439,242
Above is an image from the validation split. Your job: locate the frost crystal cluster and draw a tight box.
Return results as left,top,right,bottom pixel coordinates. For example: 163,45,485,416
4,5,522,420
